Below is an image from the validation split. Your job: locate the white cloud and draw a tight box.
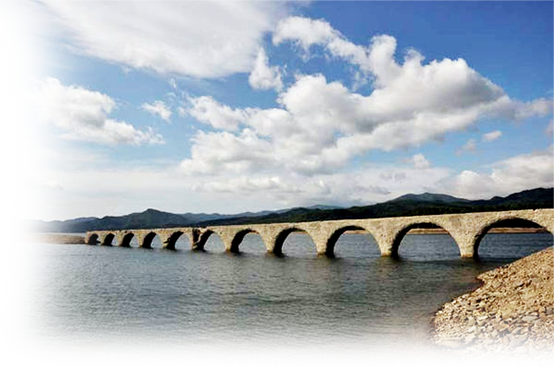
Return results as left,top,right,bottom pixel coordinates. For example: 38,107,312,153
187,163,452,209
273,16,381,84
441,146,554,199
179,21,552,178
482,130,502,142
141,100,172,122
411,153,431,169
0,132,36,149
37,77,164,145
43,1,290,78
180,129,275,175
249,48,283,91
186,96,250,131
0,164,61,189
457,139,477,155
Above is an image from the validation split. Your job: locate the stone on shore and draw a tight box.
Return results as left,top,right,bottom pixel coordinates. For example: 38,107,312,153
433,247,554,353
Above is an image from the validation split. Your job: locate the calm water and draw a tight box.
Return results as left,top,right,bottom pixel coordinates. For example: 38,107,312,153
32,232,552,347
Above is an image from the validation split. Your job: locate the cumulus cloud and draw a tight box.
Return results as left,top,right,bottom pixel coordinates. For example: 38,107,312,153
181,65,547,175
482,130,502,142
0,164,61,189
186,96,250,131
249,48,283,91
178,17,552,179
441,147,554,199
411,153,431,169
174,17,554,207
43,1,290,78
37,77,164,145
0,132,36,149
141,100,171,122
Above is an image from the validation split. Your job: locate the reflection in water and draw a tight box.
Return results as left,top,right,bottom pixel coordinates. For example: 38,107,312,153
32,232,552,347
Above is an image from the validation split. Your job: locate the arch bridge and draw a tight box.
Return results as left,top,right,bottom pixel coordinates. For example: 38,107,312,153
85,209,554,258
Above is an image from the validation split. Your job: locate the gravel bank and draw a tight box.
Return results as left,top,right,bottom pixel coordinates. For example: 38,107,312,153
433,247,554,353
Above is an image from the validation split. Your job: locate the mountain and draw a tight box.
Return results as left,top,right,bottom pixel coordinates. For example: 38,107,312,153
391,193,470,204
21,217,98,232
29,207,297,233
196,187,553,226
31,187,553,232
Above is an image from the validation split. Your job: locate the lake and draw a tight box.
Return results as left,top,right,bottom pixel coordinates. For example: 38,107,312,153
30,232,552,349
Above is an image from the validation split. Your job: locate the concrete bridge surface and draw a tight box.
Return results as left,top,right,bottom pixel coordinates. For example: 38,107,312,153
85,209,553,258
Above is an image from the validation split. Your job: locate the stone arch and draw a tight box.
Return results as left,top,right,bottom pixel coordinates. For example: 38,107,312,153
164,231,186,250
101,233,115,246
325,225,378,257
141,231,160,249
273,227,316,256
196,230,225,252
87,233,99,245
120,232,135,247
472,217,553,258
390,222,458,259
230,229,265,253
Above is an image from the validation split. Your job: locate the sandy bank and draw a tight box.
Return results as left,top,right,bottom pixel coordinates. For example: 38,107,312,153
433,247,554,353
30,233,85,244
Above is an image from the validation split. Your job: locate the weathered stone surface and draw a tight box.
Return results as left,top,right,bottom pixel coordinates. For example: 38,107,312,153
433,248,554,353
84,208,553,258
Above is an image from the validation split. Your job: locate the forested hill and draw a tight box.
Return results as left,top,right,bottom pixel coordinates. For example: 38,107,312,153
32,187,552,232
195,187,553,226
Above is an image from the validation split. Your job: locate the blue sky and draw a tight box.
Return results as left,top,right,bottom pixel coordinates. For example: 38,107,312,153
9,1,552,220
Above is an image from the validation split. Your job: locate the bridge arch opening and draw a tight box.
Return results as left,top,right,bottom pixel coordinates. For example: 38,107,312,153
166,231,190,250
274,228,316,257
475,218,552,259
199,230,225,252
87,234,99,245
231,229,266,254
326,226,380,258
392,223,460,260
120,233,135,247
101,233,115,246
142,232,163,249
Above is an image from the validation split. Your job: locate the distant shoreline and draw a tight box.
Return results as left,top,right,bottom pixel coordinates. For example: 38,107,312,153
0,229,85,245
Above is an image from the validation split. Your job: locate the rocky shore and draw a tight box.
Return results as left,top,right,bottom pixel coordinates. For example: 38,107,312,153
0,229,85,245
433,247,554,353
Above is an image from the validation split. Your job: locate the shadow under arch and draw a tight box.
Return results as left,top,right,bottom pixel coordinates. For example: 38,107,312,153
87,233,99,245
101,233,115,246
273,227,316,257
474,218,553,259
391,222,459,260
120,232,135,247
230,229,265,254
164,231,188,250
326,225,379,258
198,230,225,252
141,231,162,249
